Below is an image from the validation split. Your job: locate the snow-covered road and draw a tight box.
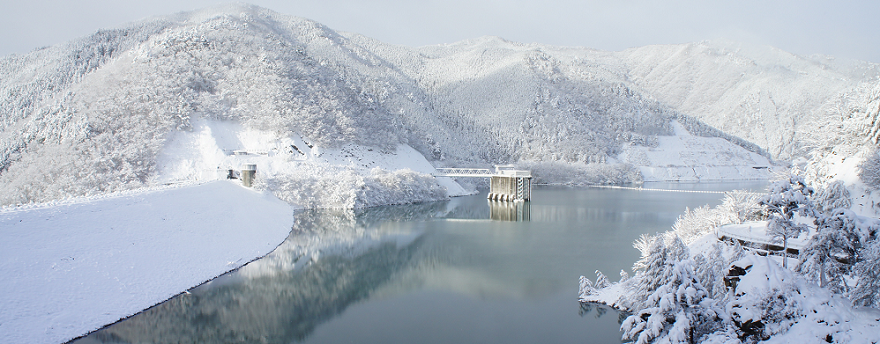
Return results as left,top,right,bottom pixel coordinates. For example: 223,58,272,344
0,181,294,344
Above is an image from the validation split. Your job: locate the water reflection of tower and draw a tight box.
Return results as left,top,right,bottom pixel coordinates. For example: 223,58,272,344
488,200,531,221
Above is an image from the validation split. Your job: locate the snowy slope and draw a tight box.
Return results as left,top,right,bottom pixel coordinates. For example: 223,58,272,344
618,40,880,160
0,181,293,344
153,118,467,208
618,121,772,182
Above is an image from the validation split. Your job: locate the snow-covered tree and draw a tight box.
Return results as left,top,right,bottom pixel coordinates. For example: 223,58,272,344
797,209,860,293
621,260,724,344
632,234,690,308
717,190,763,224
671,205,723,244
851,239,880,308
578,275,596,300
812,180,852,215
594,270,611,289
759,175,817,268
694,242,743,299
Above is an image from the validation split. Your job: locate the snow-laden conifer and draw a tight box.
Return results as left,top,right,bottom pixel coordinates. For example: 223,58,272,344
851,240,880,308
716,190,763,225
812,180,852,215
797,209,860,293
759,175,817,268
632,234,689,308
621,260,724,344
693,244,730,299
578,275,595,300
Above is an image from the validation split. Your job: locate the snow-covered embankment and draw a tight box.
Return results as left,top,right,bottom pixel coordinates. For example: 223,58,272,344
0,181,293,344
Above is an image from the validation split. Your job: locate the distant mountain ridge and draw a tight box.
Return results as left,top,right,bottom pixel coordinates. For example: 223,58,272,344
617,40,880,159
0,4,876,205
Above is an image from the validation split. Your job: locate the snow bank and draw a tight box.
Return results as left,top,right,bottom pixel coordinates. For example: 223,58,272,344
729,255,880,343
619,121,773,182
0,181,293,344
715,221,809,251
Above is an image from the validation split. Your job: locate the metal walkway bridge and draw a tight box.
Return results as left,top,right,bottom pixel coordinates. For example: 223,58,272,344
432,168,492,177
432,166,532,201
432,166,531,178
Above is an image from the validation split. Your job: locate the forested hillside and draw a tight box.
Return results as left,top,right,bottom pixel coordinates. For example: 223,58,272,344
1,4,874,206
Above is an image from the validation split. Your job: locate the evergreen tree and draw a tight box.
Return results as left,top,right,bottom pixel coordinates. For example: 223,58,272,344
621,260,724,344
717,189,763,224
813,180,852,215
851,240,880,308
632,234,689,308
797,209,860,293
694,243,732,299
759,175,817,268
578,275,596,300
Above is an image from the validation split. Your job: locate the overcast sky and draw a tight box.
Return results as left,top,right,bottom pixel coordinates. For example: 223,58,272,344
2,0,879,63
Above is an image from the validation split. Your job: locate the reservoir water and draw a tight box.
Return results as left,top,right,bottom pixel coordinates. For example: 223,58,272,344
73,182,765,344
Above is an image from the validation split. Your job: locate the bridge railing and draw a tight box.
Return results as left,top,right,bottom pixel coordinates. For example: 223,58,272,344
433,167,532,178
432,168,493,177
497,170,532,177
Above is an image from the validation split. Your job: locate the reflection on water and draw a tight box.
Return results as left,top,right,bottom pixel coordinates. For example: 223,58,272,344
83,239,422,344
291,201,452,235
73,183,764,344
488,200,530,221
74,204,450,344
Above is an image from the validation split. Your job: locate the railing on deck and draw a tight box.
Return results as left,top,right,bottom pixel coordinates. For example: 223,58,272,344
432,168,493,177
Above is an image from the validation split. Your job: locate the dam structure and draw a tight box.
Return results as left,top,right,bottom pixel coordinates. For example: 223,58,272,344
433,165,532,202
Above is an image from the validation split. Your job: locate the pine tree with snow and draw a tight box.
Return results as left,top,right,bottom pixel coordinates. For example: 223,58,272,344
717,189,763,224
797,209,860,293
851,240,880,308
578,275,596,300
632,234,690,308
621,260,724,344
813,180,852,215
693,243,732,299
594,270,611,289
759,174,817,268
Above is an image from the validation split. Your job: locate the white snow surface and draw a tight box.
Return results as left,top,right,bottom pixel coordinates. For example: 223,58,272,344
808,148,880,218
618,122,773,182
154,118,469,208
730,255,880,344
714,220,809,251
0,181,294,344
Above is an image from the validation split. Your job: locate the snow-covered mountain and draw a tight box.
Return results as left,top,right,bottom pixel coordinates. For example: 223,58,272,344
1,4,874,207
617,41,880,160
801,81,880,216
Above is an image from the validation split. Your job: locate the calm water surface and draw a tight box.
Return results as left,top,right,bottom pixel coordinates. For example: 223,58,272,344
74,182,765,344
